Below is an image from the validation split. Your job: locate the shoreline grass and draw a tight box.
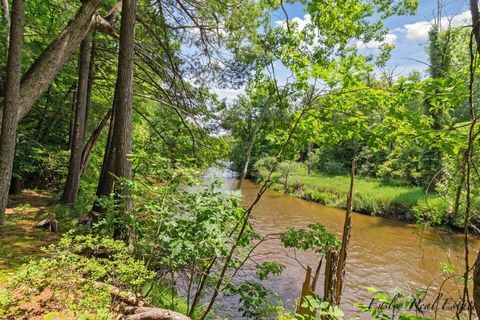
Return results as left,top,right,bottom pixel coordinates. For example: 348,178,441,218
274,173,433,221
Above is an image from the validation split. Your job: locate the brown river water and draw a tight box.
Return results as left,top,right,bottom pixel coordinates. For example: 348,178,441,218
213,171,480,319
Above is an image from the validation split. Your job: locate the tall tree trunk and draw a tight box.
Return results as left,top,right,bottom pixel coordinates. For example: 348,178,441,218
59,34,93,205
237,120,260,189
0,0,24,224
111,0,136,240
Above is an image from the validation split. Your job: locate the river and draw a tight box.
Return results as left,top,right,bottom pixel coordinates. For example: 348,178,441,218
214,171,480,319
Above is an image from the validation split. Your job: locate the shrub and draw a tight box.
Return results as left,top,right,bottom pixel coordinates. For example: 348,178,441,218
411,197,451,226
321,160,346,175
0,234,155,319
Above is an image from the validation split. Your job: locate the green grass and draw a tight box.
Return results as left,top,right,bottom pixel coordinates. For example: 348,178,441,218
283,173,432,219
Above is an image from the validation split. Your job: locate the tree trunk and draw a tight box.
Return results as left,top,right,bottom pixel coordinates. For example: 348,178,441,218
237,120,260,190
323,249,338,304
334,159,355,305
111,0,136,240
9,176,22,195
0,0,9,25
0,0,24,223
35,85,52,141
59,34,93,205
91,106,116,217
84,34,96,136
81,108,112,174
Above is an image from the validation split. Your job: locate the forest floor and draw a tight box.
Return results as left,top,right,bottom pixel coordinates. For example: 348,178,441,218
0,191,59,283
275,173,431,221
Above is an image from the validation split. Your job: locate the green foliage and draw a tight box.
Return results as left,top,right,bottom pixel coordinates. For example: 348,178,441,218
288,173,428,219
253,157,306,189
253,156,280,182
411,197,452,227
227,281,281,319
275,296,344,320
14,138,69,190
255,261,285,280
281,223,340,254
0,233,154,319
300,296,344,319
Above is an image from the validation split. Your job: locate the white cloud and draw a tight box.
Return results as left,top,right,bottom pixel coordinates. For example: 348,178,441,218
275,14,312,31
400,21,431,40
356,33,397,50
213,87,244,101
397,10,471,41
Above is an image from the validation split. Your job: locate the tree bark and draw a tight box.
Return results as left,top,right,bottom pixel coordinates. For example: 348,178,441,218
84,35,96,136
0,0,24,223
90,2,124,218
91,105,116,217
80,108,112,174
59,34,93,205
110,0,136,240
334,159,355,305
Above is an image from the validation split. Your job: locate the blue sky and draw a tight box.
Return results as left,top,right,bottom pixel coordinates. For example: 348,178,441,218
214,0,471,100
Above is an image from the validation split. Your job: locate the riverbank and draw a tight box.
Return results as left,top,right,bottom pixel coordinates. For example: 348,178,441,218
0,191,194,319
269,173,438,223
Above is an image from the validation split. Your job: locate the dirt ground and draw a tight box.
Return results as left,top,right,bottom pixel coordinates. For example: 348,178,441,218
0,190,59,283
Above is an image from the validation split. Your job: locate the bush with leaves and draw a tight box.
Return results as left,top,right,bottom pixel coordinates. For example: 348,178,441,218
0,234,155,319
254,157,306,190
